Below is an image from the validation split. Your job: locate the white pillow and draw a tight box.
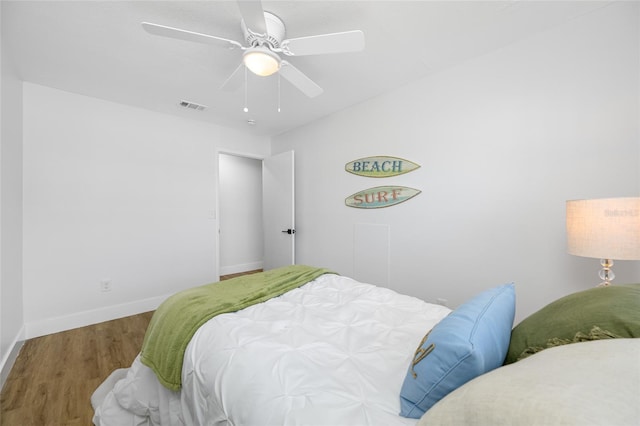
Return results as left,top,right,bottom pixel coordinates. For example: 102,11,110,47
417,338,640,426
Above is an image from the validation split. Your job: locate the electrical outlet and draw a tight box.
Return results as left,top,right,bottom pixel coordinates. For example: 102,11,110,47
100,279,112,292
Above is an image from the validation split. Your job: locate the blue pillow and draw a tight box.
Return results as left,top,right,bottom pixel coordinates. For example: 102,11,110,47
399,283,515,418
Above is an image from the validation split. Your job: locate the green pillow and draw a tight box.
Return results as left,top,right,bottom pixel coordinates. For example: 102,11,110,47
505,283,640,364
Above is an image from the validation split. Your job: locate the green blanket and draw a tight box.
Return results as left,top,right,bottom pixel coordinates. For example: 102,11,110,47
140,265,335,390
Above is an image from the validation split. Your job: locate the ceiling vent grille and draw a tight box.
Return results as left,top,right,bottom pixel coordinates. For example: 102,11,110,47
179,100,207,111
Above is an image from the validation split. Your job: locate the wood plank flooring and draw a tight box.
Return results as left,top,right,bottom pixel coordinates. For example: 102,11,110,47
0,270,261,426
0,311,153,426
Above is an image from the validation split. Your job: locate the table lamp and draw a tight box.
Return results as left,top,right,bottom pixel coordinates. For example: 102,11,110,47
566,197,640,286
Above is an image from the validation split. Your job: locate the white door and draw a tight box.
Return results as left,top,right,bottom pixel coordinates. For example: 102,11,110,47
262,151,295,270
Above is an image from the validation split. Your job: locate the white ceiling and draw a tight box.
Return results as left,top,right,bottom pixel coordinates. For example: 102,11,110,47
3,0,611,136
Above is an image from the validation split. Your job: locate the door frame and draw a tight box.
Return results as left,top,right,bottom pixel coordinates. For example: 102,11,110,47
215,149,265,282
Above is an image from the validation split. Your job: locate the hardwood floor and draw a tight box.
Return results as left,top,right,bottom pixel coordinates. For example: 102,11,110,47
0,311,153,426
0,270,261,425
218,269,262,281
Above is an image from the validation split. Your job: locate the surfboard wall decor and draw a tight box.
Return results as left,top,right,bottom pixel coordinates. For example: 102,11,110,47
345,156,420,178
345,186,421,209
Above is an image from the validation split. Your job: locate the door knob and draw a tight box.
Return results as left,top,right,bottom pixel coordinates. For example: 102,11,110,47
281,229,296,234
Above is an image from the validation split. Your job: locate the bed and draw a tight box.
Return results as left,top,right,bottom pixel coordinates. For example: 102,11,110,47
92,265,640,426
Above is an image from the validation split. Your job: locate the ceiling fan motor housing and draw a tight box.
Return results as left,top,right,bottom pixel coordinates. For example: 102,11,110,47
241,11,286,49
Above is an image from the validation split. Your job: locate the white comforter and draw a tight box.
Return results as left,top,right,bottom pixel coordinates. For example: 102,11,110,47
93,273,451,426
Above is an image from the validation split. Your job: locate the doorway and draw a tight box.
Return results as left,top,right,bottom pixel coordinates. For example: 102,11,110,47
218,153,264,276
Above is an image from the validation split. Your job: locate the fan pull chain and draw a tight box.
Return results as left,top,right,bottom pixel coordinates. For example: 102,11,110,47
277,73,281,113
243,66,249,113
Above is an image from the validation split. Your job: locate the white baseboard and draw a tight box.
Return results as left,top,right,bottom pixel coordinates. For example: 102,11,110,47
24,294,172,340
220,261,263,276
1,326,25,391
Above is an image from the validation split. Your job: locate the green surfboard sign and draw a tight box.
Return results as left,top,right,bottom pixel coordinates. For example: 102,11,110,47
345,186,421,209
345,156,420,178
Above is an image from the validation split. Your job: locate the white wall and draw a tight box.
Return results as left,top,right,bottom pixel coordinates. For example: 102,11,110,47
6,0,640,349
0,3,26,385
273,2,640,322
218,153,263,275
22,83,269,338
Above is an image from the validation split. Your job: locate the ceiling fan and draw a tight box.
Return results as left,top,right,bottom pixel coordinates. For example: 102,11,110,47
142,0,365,98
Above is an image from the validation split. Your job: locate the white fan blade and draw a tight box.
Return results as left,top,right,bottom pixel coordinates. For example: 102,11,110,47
219,63,245,91
237,0,267,35
282,30,365,56
142,22,243,49
279,61,323,98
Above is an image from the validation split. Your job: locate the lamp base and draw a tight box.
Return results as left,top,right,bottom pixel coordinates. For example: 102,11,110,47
597,258,615,287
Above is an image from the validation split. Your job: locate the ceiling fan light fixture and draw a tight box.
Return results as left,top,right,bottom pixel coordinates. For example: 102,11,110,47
243,47,281,77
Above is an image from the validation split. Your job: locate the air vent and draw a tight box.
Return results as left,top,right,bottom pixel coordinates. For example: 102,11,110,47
179,100,207,111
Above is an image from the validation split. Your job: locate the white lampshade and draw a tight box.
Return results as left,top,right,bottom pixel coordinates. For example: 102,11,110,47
566,197,640,260
243,48,281,77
